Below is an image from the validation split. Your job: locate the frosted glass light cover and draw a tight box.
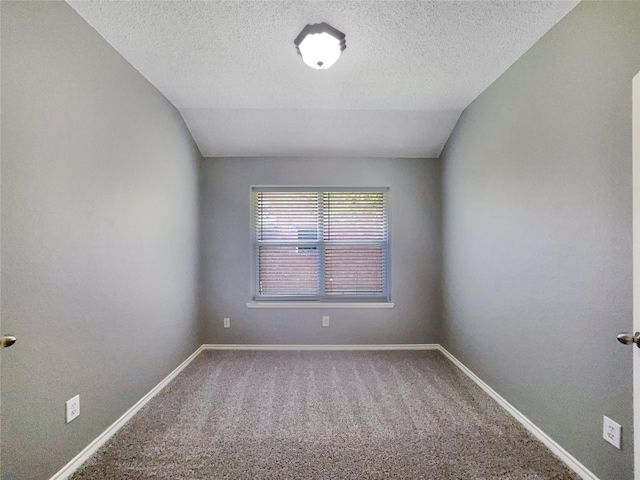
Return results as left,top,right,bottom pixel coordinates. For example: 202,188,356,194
294,23,346,70
298,32,341,70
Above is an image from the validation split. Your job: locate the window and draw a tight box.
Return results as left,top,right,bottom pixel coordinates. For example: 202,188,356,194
252,187,389,302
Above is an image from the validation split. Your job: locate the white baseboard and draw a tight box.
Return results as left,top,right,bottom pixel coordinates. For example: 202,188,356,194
50,343,598,480
436,346,599,480
50,346,205,480
202,343,439,351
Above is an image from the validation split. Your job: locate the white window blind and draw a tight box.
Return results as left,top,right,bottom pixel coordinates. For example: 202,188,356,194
253,188,389,302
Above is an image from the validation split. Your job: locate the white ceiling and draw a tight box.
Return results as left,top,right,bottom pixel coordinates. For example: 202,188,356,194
67,0,579,158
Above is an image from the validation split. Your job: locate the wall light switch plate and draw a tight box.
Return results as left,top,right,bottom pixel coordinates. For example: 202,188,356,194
603,415,621,449
223,318,230,328
66,395,80,423
322,316,330,327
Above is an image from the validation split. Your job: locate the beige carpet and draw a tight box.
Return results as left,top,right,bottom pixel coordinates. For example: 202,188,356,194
72,350,580,479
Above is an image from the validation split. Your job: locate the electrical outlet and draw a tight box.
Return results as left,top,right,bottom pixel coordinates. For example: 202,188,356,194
603,416,621,449
223,317,230,328
322,316,330,327
66,395,80,424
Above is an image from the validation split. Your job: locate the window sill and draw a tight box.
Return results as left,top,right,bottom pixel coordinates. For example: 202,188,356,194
246,302,395,309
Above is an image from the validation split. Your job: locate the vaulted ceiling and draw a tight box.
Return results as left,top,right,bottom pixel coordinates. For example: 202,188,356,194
67,0,579,158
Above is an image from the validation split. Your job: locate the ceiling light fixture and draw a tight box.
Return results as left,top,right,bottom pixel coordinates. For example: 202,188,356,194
294,23,346,70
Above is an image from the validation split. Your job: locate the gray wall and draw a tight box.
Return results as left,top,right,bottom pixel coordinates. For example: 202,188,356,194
1,2,201,479
199,157,441,345
439,2,640,479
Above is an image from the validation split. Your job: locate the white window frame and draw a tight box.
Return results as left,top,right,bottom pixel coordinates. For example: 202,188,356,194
249,186,393,308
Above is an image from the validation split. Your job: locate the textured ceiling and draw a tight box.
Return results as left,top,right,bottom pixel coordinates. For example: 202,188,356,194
67,0,579,158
